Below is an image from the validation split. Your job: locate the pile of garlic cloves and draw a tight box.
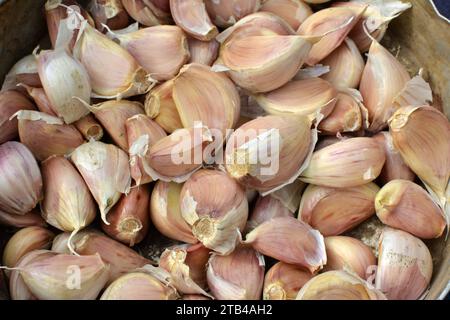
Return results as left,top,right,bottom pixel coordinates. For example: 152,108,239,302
0,0,448,301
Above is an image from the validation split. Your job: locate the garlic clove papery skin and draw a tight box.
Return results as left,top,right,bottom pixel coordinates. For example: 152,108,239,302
225,114,315,194
269,179,306,212
300,137,386,188
101,185,151,246
1,54,41,91
121,0,172,27
173,63,241,137
150,181,197,244
180,169,248,255
88,0,130,31
359,40,411,133
0,142,42,215
0,90,36,144
37,49,91,124
144,79,184,134
375,227,433,300
74,114,104,141
388,105,450,222
20,252,110,300
204,0,261,28
112,25,190,81
263,262,313,300
253,78,337,119
245,216,327,273
73,24,153,99
187,38,219,66
100,271,178,300
296,270,387,300
19,84,58,116
126,114,167,186
170,0,218,41
320,38,364,89
298,182,379,236
207,246,265,300
375,180,446,239
71,141,131,225
2,226,55,269
373,131,415,184
17,110,84,161
159,243,210,297
89,100,144,151
216,35,316,93
323,236,376,280
260,0,312,31
41,155,97,247
297,6,366,66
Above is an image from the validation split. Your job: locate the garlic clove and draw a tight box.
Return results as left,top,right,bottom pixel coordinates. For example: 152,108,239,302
320,38,364,89
359,41,411,133
245,216,327,273
126,114,167,186
332,1,411,53
101,185,151,246
170,0,218,41
2,54,41,91
263,262,313,300
9,250,54,300
216,35,316,93
173,63,241,137
297,270,386,300
111,25,190,81
300,137,386,188
225,114,315,194
41,156,97,253
73,114,104,141
388,106,450,221
180,169,248,255
323,236,376,280
246,195,294,233
187,37,219,66
89,100,144,151
150,181,197,244
298,182,379,236
253,78,337,119
121,0,172,27
71,141,131,224
17,110,84,161
297,6,366,66
73,23,153,99
88,0,130,31
144,79,184,134
0,209,46,228
37,49,91,124
373,131,415,184
19,84,57,116
260,0,312,31
0,142,42,215
318,91,363,135
216,12,295,44
100,271,178,300
3,227,55,269
375,180,446,239
204,0,261,28
0,90,36,144
147,126,213,182
72,231,152,282
376,227,433,300
207,246,265,300
159,243,210,297
20,252,110,300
